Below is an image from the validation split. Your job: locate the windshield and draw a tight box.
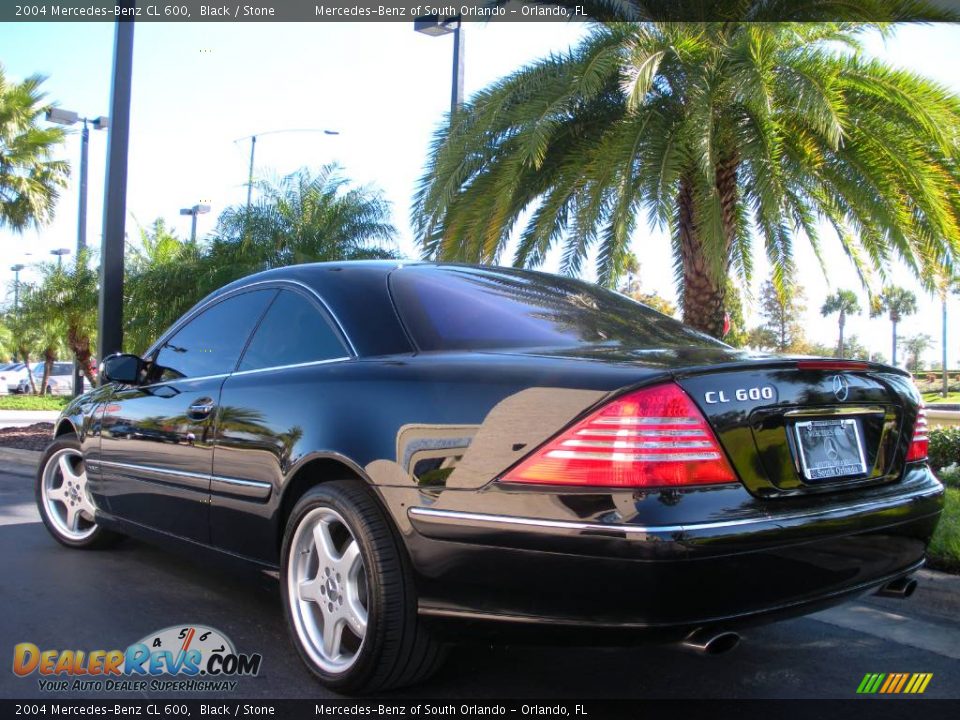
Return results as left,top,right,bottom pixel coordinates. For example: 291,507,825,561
389,266,726,353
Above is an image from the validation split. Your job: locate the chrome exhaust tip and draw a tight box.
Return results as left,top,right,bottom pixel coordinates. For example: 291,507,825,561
681,628,741,655
874,576,918,599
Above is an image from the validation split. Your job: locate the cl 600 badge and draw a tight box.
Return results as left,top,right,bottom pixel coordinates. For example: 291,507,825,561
704,385,776,404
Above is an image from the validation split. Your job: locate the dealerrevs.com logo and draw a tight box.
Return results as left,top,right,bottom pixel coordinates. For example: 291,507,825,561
12,624,262,692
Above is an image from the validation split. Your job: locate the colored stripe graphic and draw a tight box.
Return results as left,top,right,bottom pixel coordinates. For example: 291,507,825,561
857,673,932,694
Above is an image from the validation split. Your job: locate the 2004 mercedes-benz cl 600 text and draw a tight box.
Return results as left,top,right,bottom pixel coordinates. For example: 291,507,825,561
37,262,943,692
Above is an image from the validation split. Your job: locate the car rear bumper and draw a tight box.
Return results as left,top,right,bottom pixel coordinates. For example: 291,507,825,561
404,465,943,633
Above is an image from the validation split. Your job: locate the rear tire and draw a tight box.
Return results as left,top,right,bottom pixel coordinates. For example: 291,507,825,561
280,480,446,693
35,434,122,550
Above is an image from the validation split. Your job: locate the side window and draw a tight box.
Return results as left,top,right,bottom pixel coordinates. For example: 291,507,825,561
238,290,348,372
153,290,276,382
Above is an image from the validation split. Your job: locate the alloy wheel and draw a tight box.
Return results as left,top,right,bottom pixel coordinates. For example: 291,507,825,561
287,506,369,674
41,448,98,541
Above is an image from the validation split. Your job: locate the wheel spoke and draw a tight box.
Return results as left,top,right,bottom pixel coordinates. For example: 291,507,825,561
312,520,338,562
46,484,67,503
64,503,80,532
339,539,361,576
344,594,367,637
322,617,343,658
58,455,84,484
298,576,323,603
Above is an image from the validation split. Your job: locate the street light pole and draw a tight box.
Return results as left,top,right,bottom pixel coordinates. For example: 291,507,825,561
450,20,465,114
239,128,339,212
50,249,71,267
246,134,256,211
45,110,108,396
10,264,24,314
180,204,211,242
415,15,466,116
9,264,25,362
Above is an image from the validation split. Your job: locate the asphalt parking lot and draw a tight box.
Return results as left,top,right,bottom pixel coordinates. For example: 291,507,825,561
1,455,958,701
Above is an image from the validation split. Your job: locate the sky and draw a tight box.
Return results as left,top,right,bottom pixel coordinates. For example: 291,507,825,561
0,19,958,367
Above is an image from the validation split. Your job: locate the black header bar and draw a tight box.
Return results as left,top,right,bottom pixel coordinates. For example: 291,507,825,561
2,0,958,23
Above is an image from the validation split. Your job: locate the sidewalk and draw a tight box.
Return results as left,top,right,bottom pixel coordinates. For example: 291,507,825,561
0,410,59,428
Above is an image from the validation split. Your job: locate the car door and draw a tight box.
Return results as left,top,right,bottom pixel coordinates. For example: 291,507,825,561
98,288,277,542
209,288,352,561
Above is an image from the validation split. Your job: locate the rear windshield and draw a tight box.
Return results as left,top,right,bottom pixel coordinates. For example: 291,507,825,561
389,266,725,352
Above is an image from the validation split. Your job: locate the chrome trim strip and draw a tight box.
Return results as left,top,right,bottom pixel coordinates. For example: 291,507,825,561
408,485,943,536
98,459,209,481
97,459,271,498
230,356,351,377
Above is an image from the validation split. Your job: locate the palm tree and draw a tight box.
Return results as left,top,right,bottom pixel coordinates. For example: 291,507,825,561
124,219,204,353
870,286,918,366
28,250,99,385
821,290,861,358
413,18,960,337
210,165,397,283
0,65,70,232
901,333,934,374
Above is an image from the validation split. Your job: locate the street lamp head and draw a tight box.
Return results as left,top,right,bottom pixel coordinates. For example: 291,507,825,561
46,107,80,126
10,264,25,272
51,248,71,257
179,208,193,216
324,130,340,135
92,116,109,130
414,15,458,35
195,204,211,215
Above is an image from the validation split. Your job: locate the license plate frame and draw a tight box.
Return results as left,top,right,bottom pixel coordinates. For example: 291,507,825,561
793,418,868,481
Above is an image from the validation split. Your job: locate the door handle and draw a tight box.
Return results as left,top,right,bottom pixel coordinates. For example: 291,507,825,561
187,398,216,420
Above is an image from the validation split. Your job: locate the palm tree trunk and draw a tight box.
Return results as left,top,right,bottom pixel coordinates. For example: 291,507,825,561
891,319,898,366
41,350,54,395
678,156,737,338
838,311,846,358
67,328,96,385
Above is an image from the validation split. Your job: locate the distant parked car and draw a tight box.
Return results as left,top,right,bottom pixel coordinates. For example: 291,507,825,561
16,362,75,395
2,363,30,393
0,364,11,395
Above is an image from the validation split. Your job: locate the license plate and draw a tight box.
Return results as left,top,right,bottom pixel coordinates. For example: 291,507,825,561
793,418,867,481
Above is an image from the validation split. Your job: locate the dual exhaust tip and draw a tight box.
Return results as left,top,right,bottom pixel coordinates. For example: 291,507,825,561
681,627,741,655
874,576,918,599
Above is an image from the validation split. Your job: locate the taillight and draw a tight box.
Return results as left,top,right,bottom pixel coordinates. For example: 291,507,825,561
501,382,737,487
906,406,928,462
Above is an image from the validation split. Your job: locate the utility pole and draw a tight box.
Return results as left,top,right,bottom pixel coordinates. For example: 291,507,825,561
98,8,135,365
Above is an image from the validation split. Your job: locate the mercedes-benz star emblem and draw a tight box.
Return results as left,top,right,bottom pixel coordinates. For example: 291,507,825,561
832,374,850,402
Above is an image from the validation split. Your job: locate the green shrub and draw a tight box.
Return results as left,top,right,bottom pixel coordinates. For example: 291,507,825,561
937,465,960,489
928,487,960,572
928,427,960,472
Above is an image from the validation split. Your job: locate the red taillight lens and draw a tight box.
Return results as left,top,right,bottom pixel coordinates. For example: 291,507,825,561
906,406,928,462
501,383,737,488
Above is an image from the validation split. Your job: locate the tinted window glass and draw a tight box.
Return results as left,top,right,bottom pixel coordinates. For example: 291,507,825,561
239,290,348,371
53,363,73,374
153,290,275,381
391,267,725,352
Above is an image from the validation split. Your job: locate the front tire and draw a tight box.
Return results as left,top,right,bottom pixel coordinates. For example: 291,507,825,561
281,481,445,693
35,434,121,549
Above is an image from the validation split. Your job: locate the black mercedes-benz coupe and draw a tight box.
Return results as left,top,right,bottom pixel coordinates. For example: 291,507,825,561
37,261,943,692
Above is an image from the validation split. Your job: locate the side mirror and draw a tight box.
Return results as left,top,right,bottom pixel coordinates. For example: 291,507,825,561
100,353,145,385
